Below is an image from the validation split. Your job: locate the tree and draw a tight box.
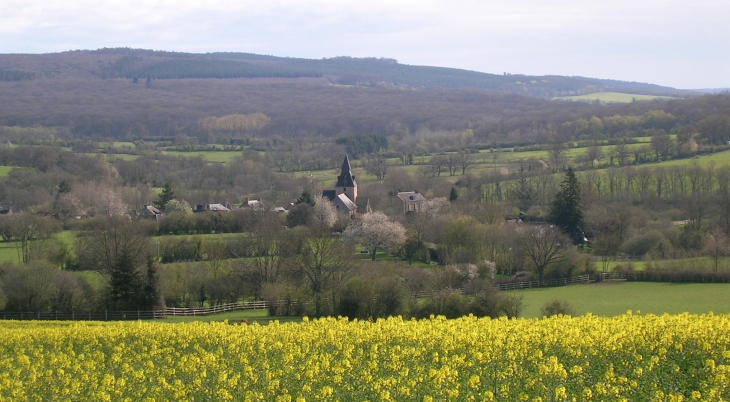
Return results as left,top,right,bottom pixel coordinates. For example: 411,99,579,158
518,225,568,283
163,199,192,214
11,214,61,264
549,168,584,245
344,212,406,261
311,196,337,229
154,183,175,210
295,228,354,316
363,156,389,180
108,246,142,310
295,191,315,207
703,229,730,272
449,187,458,202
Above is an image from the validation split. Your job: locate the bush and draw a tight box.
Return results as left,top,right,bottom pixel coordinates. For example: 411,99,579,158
541,299,576,317
620,230,668,257
497,294,524,318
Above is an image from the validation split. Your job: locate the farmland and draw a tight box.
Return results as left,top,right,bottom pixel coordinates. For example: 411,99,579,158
2,313,729,400
556,92,676,103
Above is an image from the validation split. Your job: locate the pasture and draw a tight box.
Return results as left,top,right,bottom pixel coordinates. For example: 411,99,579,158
556,92,675,103
515,281,730,318
162,150,242,163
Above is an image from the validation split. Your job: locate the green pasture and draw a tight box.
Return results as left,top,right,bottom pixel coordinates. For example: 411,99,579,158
0,166,21,177
103,153,140,161
556,92,675,103
0,241,19,264
645,149,730,168
163,151,242,163
514,281,730,318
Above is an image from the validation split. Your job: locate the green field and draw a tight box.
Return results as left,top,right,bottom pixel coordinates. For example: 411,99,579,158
556,92,675,103
0,166,20,177
163,150,242,163
514,281,730,318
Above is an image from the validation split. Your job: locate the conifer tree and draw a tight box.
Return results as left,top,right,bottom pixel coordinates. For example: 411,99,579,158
154,183,175,210
449,187,458,202
548,167,584,245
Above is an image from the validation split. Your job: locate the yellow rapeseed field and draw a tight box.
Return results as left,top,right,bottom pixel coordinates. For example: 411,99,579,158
1,313,729,401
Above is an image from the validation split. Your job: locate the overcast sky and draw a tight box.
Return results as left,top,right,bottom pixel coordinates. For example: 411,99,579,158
1,0,728,89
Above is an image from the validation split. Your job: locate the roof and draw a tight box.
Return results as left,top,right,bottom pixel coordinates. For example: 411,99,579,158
396,191,427,203
208,204,231,212
335,155,357,188
334,193,357,212
143,205,162,215
322,190,337,202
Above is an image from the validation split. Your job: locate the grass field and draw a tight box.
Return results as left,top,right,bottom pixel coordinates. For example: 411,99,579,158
163,150,242,163
515,281,730,318
0,166,21,177
556,92,675,103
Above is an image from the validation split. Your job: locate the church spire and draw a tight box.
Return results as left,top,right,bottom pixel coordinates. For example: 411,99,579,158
335,155,357,188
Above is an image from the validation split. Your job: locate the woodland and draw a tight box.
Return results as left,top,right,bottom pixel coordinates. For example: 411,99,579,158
0,48,729,320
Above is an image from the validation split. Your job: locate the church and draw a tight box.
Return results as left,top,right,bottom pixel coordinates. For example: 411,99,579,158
322,155,359,215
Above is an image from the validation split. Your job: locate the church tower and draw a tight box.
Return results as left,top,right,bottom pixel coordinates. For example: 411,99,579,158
335,155,357,204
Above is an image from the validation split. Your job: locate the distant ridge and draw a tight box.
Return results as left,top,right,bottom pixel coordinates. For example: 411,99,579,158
0,47,691,98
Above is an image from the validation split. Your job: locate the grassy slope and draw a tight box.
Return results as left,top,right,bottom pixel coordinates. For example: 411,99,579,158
556,92,675,103
514,281,730,318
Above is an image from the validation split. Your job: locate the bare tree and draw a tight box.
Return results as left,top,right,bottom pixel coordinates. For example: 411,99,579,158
703,229,730,272
363,156,389,180
518,225,568,283
454,150,473,175
613,142,630,167
295,228,354,315
11,214,62,264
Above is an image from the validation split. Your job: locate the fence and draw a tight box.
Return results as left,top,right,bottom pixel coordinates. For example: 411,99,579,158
0,310,167,321
162,301,269,316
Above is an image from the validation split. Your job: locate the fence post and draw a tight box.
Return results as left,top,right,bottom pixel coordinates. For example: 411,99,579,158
105,310,108,321
72,311,75,321
137,311,140,320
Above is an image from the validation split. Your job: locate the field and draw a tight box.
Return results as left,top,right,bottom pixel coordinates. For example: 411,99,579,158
162,150,242,163
556,92,675,103
516,281,730,318
2,314,729,400
0,166,20,177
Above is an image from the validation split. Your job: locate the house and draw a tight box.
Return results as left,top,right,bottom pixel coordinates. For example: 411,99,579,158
193,203,231,213
240,197,265,211
322,155,358,215
396,191,426,214
141,205,163,221
0,204,13,216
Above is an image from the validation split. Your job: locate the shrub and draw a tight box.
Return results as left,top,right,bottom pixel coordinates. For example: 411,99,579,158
541,299,576,317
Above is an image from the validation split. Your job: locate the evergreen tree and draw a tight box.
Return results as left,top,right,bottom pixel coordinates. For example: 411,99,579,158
56,180,72,198
108,248,142,310
141,255,160,310
449,187,458,202
548,167,584,245
154,183,175,210
295,191,315,207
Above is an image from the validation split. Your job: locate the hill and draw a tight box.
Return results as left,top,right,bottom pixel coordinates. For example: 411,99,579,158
1,48,688,97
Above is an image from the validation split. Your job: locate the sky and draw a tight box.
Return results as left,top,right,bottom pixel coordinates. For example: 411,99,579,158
1,0,729,89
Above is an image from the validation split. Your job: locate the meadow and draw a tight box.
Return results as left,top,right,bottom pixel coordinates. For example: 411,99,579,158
556,92,675,103
1,314,729,400
516,281,730,318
